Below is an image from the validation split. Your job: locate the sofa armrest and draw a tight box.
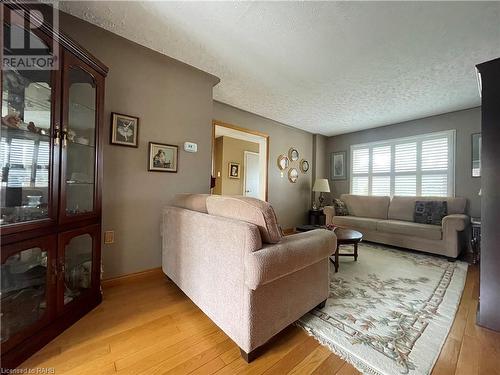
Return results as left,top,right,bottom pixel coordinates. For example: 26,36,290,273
244,229,336,290
323,206,336,225
442,214,470,233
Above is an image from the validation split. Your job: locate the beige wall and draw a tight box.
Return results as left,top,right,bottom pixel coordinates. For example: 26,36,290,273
213,102,314,229
60,13,219,279
214,136,259,196
326,107,481,217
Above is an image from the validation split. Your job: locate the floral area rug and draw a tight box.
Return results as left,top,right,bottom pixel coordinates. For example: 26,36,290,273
298,242,467,375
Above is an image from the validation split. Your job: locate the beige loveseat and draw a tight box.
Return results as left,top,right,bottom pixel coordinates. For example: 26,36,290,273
324,194,469,258
162,194,336,362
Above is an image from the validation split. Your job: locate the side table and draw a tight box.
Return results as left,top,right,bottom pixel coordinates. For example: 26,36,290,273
471,217,481,265
309,209,326,225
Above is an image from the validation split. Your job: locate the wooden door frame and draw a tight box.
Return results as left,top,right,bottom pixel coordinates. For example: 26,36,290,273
212,120,269,201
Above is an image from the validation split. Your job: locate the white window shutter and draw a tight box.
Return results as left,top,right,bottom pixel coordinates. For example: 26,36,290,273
350,130,455,197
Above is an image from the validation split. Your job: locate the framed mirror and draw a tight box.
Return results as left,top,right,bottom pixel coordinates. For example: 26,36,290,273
472,133,481,177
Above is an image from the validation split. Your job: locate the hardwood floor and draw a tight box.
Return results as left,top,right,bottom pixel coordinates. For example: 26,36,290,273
19,265,500,374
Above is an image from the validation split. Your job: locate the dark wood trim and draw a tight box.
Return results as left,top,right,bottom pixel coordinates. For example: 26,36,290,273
58,51,103,225
1,217,100,245
476,57,500,332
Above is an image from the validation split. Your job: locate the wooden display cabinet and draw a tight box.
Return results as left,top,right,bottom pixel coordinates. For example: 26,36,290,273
1,3,108,369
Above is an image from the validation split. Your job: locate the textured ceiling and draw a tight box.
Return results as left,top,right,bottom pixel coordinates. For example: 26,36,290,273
59,1,500,136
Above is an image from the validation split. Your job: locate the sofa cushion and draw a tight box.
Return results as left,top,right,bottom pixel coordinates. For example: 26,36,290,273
332,216,380,231
414,201,448,225
206,195,282,244
332,198,349,216
389,196,466,222
340,194,390,219
172,193,209,213
377,220,442,240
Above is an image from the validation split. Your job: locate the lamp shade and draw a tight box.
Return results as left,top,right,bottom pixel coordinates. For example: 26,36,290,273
313,178,330,193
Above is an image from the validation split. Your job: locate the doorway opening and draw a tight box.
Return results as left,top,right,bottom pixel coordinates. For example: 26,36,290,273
212,120,269,201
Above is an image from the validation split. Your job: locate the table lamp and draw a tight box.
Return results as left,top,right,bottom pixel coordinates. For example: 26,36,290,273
313,178,330,208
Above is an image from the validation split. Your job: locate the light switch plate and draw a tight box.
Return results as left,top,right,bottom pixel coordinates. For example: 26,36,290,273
184,142,198,153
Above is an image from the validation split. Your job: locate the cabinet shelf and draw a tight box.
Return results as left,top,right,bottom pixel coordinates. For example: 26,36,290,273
0,125,51,142
65,181,94,185
67,140,95,148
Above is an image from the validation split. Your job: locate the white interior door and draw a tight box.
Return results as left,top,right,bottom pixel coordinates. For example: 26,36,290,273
244,151,260,198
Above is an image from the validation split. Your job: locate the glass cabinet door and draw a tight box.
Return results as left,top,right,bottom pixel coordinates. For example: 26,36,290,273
58,225,99,310
60,53,101,221
1,236,56,353
1,22,56,229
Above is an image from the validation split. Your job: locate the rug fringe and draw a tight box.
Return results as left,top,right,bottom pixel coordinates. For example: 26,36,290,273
295,320,382,375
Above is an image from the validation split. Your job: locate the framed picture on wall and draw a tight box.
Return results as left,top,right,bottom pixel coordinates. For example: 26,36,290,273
110,112,139,147
331,151,346,180
228,162,240,179
148,142,178,172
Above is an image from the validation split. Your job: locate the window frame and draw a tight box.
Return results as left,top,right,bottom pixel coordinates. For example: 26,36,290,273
349,130,456,197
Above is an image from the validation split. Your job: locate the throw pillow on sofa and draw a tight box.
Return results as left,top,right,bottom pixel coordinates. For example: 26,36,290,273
414,201,448,225
333,199,349,216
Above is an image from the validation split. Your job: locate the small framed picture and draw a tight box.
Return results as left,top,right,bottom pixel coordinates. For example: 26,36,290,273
110,112,139,147
228,162,240,179
148,142,178,173
331,151,346,180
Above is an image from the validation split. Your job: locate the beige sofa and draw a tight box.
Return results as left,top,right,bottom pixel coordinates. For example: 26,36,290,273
324,194,470,258
162,194,336,362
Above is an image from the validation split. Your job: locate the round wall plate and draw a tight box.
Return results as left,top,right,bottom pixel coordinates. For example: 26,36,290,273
277,154,289,170
288,168,299,183
288,147,299,161
300,159,309,173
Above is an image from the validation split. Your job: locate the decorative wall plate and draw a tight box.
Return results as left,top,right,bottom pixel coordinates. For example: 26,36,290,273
288,168,299,183
300,159,309,173
277,154,289,170
288,147,299,161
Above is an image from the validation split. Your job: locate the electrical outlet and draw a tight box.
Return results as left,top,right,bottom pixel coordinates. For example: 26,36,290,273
104,230,115,244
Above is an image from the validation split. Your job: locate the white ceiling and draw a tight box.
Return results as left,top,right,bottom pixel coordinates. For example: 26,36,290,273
59,1,500,136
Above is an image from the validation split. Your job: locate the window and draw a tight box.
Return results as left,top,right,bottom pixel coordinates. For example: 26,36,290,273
350,130,455,197
0,137,50,188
